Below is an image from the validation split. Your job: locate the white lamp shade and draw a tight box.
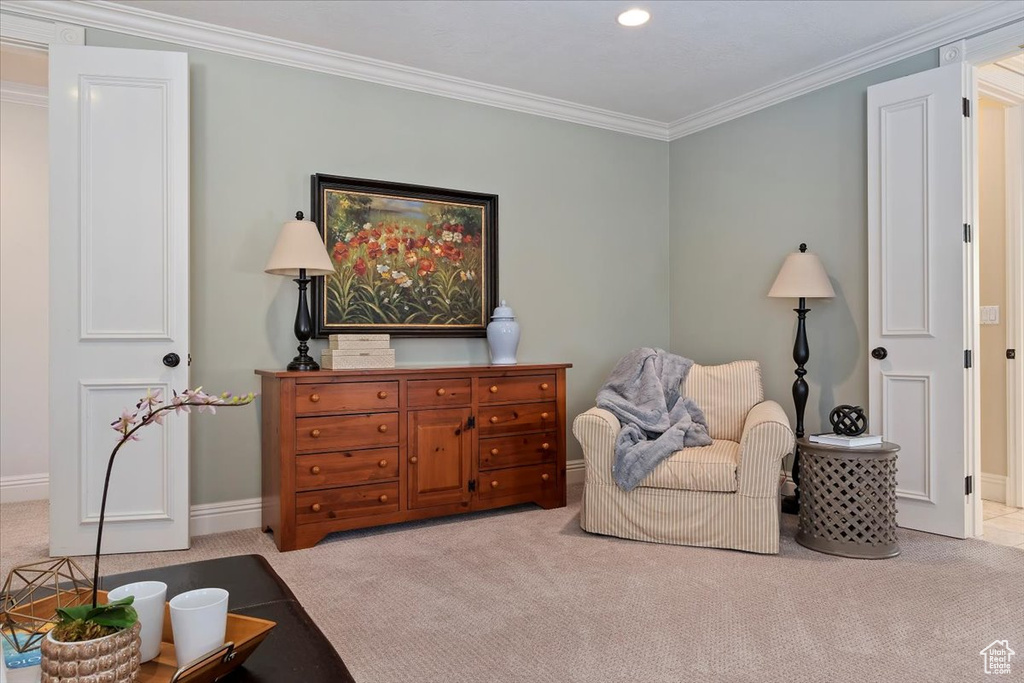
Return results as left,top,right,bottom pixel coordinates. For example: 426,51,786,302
264,218,335,277
767,250,835,299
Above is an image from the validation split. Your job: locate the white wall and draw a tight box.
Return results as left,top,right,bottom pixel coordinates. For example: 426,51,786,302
0,93,49,502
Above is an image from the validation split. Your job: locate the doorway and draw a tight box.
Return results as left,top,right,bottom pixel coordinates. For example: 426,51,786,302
977,57,1023,549
0,43,49,504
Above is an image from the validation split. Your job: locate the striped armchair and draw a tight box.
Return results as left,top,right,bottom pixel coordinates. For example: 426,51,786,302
572,360,794,554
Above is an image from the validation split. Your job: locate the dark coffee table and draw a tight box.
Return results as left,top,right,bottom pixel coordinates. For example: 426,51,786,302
100,554,355,682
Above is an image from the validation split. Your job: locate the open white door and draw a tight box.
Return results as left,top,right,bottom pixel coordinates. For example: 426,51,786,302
49,45,190,555
867,63,971,538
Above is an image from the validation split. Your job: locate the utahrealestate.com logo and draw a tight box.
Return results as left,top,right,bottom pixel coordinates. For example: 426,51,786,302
980,640,1016,675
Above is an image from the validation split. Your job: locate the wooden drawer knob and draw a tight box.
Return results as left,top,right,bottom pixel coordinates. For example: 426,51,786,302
541,412,549,420
490,448,499,456
540,382,549,390
436,387,446,396
378,459,388,468
310,465,321,475
309,393,320,403
310,503,321,512
489,385,498,393
541,443,550,451
310,429,321,438
378,424,388,433
378,494,389,503
541,473,550,482
377,390,388,399
410,456,418,464
490,480,499,488
489,416,499,424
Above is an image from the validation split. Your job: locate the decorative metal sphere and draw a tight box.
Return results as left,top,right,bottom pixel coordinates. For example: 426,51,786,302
829,404,867,436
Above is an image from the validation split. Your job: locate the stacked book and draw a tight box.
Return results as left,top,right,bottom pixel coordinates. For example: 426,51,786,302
808,433,883,447
321,334,395,369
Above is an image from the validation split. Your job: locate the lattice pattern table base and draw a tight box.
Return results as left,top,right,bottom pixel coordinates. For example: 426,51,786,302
795,439,900,559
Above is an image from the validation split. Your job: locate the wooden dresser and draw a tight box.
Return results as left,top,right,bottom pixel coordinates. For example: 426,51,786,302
256,363,571,551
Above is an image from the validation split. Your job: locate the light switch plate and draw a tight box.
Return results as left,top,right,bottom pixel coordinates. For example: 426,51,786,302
981,305,1000,325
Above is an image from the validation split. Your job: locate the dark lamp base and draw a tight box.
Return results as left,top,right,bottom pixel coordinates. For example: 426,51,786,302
781,494,799,515
287,355,320,372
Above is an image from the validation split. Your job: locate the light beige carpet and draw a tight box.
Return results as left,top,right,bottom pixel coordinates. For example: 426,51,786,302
1,486,1021,683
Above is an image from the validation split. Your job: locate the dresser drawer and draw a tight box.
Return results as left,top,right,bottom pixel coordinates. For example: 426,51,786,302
479,374,556,404
296,413,399,453
407,378,472,408
295,447,399,490
477,464,557,501
478,402,557,437
295,381,398,414
479,432,557,470
295,482,399,525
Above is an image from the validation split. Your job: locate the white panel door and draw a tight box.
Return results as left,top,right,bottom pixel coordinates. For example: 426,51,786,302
49,45,190,555
867,63,970,538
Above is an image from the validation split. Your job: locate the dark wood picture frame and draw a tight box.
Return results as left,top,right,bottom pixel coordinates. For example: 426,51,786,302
310,174,498,338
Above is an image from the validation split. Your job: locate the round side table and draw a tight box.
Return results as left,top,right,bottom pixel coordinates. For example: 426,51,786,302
795,438,900,559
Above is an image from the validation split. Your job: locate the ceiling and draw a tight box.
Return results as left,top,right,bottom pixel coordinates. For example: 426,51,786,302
111,0,991,124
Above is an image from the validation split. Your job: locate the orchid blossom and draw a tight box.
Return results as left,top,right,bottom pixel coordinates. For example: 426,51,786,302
92,387,256,607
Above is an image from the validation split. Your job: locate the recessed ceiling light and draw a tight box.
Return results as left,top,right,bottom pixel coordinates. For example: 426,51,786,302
617,8,650,27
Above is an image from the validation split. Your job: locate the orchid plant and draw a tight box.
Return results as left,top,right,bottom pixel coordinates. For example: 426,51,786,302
89,388,256,610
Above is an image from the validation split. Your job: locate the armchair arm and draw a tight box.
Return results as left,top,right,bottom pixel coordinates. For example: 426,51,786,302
571,407,620,486
736,400,794,498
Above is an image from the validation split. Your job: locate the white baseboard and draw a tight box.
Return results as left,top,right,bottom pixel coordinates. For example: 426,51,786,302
188,497,263,536
0,472,49,503
980,473,1008,504
5,463,586,535
566,459,585,486
0,473,261,536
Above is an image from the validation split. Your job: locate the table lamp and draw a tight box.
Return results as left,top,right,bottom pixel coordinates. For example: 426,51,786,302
768,243,835,514
265,211,335,371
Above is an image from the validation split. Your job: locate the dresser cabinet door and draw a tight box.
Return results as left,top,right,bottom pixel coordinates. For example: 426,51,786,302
408,408,472,509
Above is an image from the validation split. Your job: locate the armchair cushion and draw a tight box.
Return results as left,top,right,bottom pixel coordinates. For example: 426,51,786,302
637,440,739,492
687,361,764,442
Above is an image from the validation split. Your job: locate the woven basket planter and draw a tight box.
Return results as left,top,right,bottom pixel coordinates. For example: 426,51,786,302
40,620,142,683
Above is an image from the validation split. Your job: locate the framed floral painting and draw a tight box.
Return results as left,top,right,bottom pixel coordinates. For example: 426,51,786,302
310,174,498,337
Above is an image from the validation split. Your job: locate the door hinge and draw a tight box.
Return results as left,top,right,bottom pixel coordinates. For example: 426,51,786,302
466,415,476,430
964,349,973,368
187,353,192,367
963,97,971,117
1008,349,1017,360
965,475,973,496
963,223,972,243
468,479,476,492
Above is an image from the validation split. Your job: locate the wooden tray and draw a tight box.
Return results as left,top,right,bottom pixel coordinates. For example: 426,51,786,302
15,589,276,683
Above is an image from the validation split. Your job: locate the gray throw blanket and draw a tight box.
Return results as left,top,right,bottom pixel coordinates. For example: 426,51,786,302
597,348,712,491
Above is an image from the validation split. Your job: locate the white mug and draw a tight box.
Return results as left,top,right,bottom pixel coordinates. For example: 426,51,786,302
107,580,167,663
168,588,229,669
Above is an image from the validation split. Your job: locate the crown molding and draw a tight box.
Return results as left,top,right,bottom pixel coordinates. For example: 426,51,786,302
3,0,1021,143
0,10,83,47
941,18,1024,66
667,2,1024,140
978,65,1024,106
0,79,47,106
1,0,670,140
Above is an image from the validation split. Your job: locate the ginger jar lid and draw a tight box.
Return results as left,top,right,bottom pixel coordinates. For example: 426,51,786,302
491,300,515,320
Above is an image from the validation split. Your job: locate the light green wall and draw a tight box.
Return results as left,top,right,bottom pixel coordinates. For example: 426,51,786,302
667,51,938,438
88,30,670,505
